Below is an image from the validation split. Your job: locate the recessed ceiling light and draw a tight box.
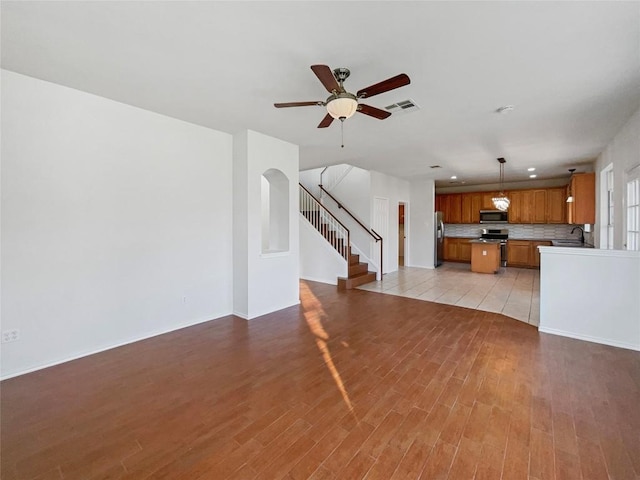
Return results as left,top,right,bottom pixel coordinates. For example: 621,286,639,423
496,105,515,114
529,174,537,178
451,175,457,179
527,167,536,172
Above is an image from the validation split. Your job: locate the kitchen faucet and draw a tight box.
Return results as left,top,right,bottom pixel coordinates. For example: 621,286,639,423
571,226,585,244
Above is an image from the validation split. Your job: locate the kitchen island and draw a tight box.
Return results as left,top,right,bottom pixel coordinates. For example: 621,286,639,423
469,239,501,274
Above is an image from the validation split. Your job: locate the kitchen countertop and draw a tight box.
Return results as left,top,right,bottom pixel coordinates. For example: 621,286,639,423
469,238,503,244
445,235,588,244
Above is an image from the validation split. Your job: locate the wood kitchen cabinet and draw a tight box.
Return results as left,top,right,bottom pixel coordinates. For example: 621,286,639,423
567,173,595,224
481,192,498,210
531,190,547,223
440,194,460,224
471,242,501,274
507,190,520,223
461,193,482,224
507,188,564,224
520,190,533,223
448,194,462,224
458,239,472,262
436,184,572,226
507,240,532,267
444,237,472,263
546,188,566,223
439,195,450,222
507,239,552,268
531,241,552,267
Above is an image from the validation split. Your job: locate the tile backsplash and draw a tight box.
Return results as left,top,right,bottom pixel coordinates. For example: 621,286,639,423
445,223,578,240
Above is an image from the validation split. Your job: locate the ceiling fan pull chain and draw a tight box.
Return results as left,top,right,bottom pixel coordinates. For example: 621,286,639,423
341,119,345,148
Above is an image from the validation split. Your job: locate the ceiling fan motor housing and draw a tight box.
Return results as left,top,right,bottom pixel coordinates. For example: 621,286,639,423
333,68,351,84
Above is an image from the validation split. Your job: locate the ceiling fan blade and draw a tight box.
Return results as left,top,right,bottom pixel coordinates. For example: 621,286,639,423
356,73,410,99
311,64,340,93
317,113,334,128
274,101,323,108
357,104,392,119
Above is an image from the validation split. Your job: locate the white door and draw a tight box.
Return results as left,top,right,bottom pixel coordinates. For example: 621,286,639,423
372,197,389,275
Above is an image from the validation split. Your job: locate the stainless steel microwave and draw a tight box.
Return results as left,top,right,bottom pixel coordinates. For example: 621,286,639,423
479,210,508,224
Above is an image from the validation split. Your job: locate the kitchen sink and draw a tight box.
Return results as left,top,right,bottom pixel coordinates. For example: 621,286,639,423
551,240,592,247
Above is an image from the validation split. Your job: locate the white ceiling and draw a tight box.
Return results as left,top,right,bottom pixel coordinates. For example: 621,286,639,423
2,1,639,186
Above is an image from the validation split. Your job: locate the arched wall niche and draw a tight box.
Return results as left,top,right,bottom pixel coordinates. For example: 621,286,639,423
261,168,289,254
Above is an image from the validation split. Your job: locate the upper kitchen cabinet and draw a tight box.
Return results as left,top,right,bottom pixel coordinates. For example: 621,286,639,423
508,190,522,223
545,187,566,223
531,190,547,223
567,173,595,224
508,188,564,224
448,194,462,223
481,192,498,210
436,185,570,225
461,193,482,223
439,194,461,223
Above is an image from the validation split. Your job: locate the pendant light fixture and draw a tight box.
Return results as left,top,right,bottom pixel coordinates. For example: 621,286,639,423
566,168,576,203
492,158,510,211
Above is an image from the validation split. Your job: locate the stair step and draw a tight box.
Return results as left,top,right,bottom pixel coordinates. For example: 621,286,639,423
348,262,369,276
349,254,360,265
337,271,377,290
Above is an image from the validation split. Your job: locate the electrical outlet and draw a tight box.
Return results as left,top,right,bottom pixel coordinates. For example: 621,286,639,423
2,329,20,343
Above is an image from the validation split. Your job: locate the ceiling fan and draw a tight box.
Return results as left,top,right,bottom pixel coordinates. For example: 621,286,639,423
274,65,411,129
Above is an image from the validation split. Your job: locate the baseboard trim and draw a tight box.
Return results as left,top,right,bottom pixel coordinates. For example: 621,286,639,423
538,326,640,352
300,275,338,286
0,314,227,381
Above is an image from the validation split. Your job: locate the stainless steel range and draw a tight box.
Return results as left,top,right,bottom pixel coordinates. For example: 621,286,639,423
479,228,509,266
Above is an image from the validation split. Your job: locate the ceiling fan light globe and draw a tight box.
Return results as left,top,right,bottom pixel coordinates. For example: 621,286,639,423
326,95,358,120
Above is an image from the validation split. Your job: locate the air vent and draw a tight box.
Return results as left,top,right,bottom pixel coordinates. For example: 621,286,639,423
384,99,420,115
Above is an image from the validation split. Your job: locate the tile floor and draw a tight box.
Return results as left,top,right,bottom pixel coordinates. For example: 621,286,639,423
358,262,541,326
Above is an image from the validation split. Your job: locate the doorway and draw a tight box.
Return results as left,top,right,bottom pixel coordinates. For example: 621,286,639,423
398,203,406,267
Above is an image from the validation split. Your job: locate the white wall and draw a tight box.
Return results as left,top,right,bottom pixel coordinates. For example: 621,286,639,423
233,130,299,319
299,168,322,198
1,70,234,379
408,180,436,268
539,247,640,351
594,108,640,249
299,214,348,285
370,171,410,273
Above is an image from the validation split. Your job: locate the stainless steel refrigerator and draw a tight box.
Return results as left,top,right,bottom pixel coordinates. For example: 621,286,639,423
434,211,444,267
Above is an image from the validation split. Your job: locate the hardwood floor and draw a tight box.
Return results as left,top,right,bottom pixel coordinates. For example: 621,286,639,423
2,280,639,479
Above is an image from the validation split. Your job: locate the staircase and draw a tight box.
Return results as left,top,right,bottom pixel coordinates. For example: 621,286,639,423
300,184,378,290
339,250,377,290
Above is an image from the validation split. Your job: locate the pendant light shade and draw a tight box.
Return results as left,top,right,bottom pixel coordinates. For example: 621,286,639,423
326,93,358,120
492,158,510,211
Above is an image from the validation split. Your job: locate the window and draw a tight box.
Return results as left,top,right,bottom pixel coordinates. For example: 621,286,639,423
626,166,640,251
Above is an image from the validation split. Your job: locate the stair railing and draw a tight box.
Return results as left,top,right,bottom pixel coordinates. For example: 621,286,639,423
299,184,350,260
319,164,353,197
318,184,383,276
